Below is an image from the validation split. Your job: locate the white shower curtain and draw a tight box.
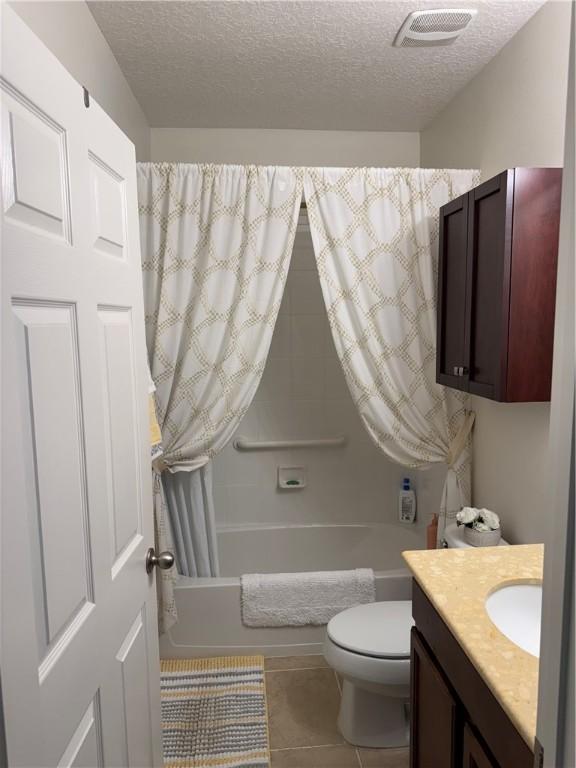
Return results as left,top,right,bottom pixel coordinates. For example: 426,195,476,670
138,163,303,575
304,167,480,538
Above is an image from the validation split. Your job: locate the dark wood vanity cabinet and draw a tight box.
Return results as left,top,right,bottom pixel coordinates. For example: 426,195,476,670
436,168,562,402
410,581,533,768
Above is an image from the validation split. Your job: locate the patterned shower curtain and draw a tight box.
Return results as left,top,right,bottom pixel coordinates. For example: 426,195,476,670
138,163,303,580
304,167,480,540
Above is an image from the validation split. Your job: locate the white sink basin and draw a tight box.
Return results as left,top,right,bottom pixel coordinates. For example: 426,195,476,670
485,583,542,658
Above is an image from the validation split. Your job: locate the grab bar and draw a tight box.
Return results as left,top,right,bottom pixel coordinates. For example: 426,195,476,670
233,435,347,452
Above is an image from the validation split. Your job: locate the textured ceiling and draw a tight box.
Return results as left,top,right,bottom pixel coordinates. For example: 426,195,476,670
88,0,545,131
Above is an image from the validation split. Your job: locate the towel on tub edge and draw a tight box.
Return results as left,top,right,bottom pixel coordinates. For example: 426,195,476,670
240,568,376,627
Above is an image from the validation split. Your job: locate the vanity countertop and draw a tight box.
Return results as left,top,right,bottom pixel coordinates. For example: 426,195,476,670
402,543,543,749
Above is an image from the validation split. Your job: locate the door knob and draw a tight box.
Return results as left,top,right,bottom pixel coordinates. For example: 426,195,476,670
146,547,175,574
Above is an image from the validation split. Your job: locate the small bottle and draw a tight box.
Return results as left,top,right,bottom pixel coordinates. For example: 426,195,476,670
399,478,417,524
427,514,439,549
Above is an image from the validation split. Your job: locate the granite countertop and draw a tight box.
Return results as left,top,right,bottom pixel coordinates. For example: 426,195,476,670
402,543,543,749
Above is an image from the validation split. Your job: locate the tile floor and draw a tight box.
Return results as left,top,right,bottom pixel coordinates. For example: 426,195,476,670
265,655,409,768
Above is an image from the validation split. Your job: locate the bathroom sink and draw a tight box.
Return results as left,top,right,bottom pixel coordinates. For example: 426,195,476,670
485,583,542,658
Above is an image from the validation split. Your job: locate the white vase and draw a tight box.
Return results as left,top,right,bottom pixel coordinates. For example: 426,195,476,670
463,526,501,547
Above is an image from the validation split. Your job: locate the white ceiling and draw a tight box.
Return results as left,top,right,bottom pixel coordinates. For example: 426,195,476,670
88,0,545,131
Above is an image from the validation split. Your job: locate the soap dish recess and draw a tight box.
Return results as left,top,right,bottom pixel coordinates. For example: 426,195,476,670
278,466,307,489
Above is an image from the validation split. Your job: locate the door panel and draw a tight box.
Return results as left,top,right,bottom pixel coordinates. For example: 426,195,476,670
1,8,162,767
410,628,460,768
12,301,94,652
89,152,126,259
115,610,155,768
1,84,72,241
58,697,104,768
436,193,469,391
466,172,513,399
98,307,142,573
462,723,496,768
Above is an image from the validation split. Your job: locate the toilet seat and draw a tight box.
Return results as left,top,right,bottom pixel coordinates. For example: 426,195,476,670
324,634,411,689
327,601,413,660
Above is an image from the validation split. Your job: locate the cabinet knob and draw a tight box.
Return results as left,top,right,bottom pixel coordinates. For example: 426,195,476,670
453,366,459,376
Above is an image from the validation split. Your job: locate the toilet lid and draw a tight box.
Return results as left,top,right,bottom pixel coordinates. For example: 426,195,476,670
327,601,413,659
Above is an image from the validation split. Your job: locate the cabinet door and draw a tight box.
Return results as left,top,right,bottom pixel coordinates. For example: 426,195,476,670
437,193,470,391
410,628,460,768
465,171,514,400
462,723,497,768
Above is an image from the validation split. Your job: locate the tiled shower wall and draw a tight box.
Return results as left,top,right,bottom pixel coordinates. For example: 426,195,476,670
212,213,446,531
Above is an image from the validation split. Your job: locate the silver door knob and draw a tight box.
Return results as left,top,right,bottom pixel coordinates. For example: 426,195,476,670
146,547,175,574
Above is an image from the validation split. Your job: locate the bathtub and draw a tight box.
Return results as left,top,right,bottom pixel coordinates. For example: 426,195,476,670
159,523,424,658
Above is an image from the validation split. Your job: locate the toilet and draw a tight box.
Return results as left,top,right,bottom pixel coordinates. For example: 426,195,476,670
323,523,509,748
324,600,413,748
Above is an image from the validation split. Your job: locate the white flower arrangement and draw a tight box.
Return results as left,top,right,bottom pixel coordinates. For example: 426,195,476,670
456,507,500,532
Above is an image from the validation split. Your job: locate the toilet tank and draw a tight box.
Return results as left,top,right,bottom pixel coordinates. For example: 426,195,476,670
443,523,509,548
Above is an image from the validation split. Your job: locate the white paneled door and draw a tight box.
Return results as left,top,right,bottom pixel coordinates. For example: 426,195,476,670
1,7,163,767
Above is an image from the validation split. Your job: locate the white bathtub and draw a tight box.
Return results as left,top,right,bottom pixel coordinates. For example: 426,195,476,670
159,523,424,658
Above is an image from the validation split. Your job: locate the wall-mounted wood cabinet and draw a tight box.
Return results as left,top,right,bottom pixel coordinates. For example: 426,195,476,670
436,168,562,402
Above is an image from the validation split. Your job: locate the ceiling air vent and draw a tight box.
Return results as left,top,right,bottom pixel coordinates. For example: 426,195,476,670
393,9,477,47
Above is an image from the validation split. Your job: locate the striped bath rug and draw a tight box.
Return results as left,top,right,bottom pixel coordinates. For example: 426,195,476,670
160,656,270,768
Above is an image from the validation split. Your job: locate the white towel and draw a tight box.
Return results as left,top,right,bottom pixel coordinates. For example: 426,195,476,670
240,568,376,628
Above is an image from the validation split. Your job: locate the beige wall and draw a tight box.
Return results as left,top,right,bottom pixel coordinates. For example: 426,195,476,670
150,128,420,167
10,1,151,159
421,0,571,544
